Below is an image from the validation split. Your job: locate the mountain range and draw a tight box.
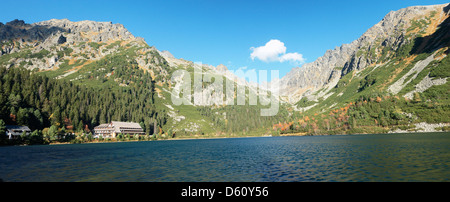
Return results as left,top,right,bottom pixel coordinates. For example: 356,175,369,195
0,3,449,143
276,3,450,104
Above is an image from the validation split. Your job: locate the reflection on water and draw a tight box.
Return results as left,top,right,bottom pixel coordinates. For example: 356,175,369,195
0,132,449,182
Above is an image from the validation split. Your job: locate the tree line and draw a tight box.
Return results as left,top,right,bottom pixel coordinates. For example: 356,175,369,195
274,91,449,135
0,66,167,145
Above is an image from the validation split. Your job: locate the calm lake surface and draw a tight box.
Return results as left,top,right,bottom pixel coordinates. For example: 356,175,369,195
0,132,449,182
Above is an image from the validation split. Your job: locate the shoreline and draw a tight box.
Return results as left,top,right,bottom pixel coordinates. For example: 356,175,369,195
5,128,449,147
388,122,450,134
64,130,450,143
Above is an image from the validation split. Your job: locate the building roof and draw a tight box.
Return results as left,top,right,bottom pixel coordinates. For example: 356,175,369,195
6,125,31,131
111,121,142,129
111,121,142,133
93,121,144,135
94,123,110,129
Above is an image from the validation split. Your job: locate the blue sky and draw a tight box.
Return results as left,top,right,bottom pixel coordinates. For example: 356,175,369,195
2,0,449,80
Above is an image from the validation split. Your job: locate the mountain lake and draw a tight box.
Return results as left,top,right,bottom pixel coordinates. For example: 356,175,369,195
0,132,449,182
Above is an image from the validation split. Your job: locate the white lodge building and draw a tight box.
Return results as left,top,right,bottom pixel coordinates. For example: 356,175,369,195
93,121,144,138
5,125,31,139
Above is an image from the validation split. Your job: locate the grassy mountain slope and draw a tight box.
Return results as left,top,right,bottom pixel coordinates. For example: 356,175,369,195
276,4,450,135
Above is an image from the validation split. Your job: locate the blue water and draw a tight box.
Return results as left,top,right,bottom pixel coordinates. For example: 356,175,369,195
0,133,449,182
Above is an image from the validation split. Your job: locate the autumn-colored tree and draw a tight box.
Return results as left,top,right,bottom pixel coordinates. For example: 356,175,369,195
376,96,382,103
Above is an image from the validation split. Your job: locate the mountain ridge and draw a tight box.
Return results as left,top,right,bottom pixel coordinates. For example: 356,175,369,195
0,3,449,143
277,3,450,104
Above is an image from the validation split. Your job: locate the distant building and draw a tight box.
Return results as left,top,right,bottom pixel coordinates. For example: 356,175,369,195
93,121,144,138
5,125,31,139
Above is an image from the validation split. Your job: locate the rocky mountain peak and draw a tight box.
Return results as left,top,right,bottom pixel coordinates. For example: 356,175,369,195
33,19,135,42
5,19,27,27
0,18,159,75
0,18,136,45
277,3,450,104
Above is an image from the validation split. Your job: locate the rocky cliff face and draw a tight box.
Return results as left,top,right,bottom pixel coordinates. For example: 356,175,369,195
0,19,134,43
0,18,170,78
0,19,135,55
277,3,450,104
34,19,135,43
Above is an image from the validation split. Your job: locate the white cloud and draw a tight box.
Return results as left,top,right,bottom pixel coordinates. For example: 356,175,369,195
250,39,305,64
279,52,305,63
250,39,286,62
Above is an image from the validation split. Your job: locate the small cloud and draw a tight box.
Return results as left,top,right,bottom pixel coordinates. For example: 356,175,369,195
250,39,305,64
279,52,305,63
250,39,286,62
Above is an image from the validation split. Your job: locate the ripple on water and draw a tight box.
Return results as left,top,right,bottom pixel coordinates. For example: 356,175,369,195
0,133,449,182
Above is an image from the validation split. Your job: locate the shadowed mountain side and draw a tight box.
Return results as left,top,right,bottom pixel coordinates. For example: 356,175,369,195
0,19,67,42
412,5,450,55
